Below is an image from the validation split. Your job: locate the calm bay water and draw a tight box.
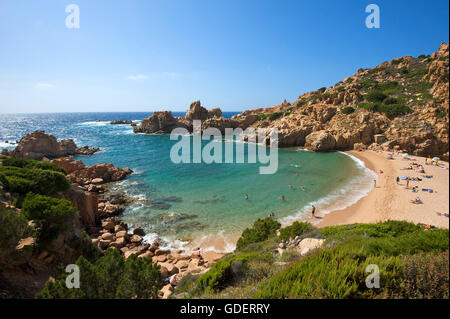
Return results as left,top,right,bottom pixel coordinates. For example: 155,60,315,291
1,112,376,251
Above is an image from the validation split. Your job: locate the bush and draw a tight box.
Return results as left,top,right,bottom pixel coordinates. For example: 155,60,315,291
0,173,9,189
2,158,66,174
0,166,70,196
22,193,77,246
36,249,161,299
0,206,34,256
391,58,404,65
399,67,409,75
383,97,398,105
357,102,379,112
365,90,387,103
380,103,412,118
342,106,355,114
254,246,403,298
279,222,314,241
22,193,75,222
320,220,422,240
236,218,281,250
197,255,249,292
399,251,449,299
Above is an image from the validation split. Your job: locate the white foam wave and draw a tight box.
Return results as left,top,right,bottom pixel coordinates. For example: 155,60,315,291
280,151,377,226
78,121,110,126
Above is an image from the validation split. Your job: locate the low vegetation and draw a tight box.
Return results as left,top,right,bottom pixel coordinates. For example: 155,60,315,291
174,220,449,299
36,249,162,299
236,218,280,250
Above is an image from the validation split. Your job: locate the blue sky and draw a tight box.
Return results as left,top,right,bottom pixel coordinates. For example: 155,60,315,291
0,0,448,113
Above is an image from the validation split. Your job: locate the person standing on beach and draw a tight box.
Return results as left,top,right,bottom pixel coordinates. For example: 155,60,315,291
406,179,409,188
396,176,400,184
374,179,377,188
311,205,316,218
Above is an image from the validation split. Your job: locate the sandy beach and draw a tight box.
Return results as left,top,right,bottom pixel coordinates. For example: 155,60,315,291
318,150,449,229
192,149,449,254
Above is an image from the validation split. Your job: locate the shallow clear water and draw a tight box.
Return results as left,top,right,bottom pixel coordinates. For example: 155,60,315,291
1,112,375,251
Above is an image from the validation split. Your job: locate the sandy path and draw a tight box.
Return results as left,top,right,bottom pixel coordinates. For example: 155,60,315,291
318,150,449,229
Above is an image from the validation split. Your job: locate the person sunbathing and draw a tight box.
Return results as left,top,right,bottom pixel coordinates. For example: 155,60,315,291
410,197,423,204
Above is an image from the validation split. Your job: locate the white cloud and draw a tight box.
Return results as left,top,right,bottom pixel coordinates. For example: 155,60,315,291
127,74,149,80
35,82,56,89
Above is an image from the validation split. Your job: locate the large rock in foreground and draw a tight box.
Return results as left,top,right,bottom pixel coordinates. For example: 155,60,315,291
305,131,336,152
8,131,99,160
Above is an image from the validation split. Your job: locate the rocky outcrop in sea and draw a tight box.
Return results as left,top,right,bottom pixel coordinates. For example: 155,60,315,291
3,131,100,160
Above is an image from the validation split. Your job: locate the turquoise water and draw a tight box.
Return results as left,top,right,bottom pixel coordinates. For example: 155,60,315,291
1,113,375,251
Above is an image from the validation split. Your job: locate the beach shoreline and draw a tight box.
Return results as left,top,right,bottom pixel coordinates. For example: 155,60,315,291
317,150,449,229
166,149,450,254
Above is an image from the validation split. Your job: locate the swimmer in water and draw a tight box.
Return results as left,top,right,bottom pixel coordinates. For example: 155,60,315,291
288,184,293,189
301,186,305,191
281,195,285,201
245,194,248,200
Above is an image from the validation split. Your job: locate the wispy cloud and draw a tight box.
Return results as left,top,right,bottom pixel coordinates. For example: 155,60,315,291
35,82,56,89
127,74,149,80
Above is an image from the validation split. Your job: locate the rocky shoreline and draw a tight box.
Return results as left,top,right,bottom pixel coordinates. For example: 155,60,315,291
48,156,218,299
1,131,100,160
1,131,221,299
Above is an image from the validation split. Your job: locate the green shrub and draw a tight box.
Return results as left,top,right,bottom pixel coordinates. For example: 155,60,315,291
399,251,449,299
356,228,449,256
342,106,355,114
374,81,399,92
436,108,447,118
383,97,398,105
399,67,409,74
2,158,66,174
0,173,9,189
254,246,403,298
391,58,404,65
36,249,161,299
294,98,308,107
268,112,283,121
365,90,387,103
318,87,327,93
0,166,70,196
279,222,314,241
357,102,379,112
320,221,422,240
236,218,281,250
197,255,249,292
380,103,412,118
22,193,77,247
22,193,75,222
0,206,34,255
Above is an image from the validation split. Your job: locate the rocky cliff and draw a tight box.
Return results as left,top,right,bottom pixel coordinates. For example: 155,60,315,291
134,44,448,157
233,43,449,156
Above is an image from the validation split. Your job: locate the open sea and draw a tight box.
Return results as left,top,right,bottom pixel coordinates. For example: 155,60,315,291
0,112,376,252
